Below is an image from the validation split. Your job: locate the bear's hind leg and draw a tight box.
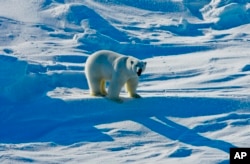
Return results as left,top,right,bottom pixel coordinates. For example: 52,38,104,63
125,77,141,98
100,79,107,96
88,78,104,97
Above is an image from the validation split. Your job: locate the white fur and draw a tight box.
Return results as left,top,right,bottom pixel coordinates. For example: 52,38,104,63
85,50,146,102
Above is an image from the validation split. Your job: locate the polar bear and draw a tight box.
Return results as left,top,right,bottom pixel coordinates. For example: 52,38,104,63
85,50,147,102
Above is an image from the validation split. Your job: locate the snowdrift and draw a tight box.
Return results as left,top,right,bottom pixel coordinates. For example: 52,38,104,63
0,0,250,163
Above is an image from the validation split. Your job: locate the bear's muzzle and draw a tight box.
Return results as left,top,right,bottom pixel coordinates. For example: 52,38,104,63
137,68,142,76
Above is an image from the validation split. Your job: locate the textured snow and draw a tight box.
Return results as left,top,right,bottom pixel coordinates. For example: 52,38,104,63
0,0,249,163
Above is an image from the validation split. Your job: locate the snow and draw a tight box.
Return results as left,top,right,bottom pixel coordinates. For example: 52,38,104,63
0,0,249,163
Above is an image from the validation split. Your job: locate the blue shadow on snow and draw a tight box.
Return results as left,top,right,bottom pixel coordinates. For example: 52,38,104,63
1,95,249,154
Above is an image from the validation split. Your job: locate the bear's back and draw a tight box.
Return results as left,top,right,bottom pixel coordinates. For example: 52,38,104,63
88,50,122,64
85,50,124,80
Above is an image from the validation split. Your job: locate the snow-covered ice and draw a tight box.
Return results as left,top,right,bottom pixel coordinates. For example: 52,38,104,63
0,0,249,163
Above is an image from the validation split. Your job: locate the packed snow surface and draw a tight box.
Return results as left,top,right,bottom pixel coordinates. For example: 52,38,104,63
0,0,249,163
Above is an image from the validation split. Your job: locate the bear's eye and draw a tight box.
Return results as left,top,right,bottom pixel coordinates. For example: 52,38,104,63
131,61,134,65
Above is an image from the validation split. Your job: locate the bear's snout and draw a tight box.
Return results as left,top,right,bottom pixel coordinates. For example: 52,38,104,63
137,68,142,76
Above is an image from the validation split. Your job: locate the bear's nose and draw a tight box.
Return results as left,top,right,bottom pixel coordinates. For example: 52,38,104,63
137,68,142,76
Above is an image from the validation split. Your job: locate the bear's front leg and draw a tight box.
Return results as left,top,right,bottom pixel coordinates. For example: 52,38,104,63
107,76,125,103
125,77,141,98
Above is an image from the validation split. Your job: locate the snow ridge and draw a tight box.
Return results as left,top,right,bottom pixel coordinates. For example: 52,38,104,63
0,0,249,163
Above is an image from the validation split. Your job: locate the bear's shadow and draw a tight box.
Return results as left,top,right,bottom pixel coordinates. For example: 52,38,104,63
1,94,247,154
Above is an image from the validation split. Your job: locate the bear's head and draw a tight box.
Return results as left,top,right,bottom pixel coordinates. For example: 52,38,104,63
130,58,147,77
